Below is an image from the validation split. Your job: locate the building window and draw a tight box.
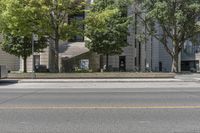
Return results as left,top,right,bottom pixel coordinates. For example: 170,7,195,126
33,55,40,71
159,61,162,72
34,55,40,66
135,57,137,66
68,14,85,42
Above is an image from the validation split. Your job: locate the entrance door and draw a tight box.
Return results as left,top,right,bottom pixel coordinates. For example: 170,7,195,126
181,60,199,72
119,56,126,72
159,61,162,72
34,55,40,71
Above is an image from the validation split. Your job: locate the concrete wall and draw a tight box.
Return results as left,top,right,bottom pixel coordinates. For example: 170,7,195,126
159,44,172,72
0,35,20,71
0,48,20,71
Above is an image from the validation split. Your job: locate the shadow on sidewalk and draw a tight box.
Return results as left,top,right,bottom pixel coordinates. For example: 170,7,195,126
0,80,18,86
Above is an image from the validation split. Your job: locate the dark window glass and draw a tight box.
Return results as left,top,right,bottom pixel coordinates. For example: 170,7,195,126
68,14,85,42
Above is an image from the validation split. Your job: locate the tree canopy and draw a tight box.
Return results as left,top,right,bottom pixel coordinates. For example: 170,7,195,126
0,0,84,72
0,0,48,72
85,0,131,70
33,0,85,72
136,0,200,72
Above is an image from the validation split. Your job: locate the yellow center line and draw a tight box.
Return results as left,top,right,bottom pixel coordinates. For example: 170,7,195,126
0,106,200,110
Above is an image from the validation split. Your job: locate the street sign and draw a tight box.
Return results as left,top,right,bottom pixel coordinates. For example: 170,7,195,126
33,34,38,41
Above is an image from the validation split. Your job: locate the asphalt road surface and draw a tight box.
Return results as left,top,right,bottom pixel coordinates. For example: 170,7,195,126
0,81,200,133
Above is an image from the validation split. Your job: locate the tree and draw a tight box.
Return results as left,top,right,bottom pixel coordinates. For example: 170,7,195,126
85,0,131,71
34,0,85,72
136,0,200,72
0,0,48,72
1,35,47,73
0,0,84,72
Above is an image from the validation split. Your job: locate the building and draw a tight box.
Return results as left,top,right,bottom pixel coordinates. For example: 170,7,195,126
100,2,200,73
99,2,173,72
4,0,200,73
0,48,20,72
20,1,100,73
181,40,200,72
21,41,100,73
0,36,20,72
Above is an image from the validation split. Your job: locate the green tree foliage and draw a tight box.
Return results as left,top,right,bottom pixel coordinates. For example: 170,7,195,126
136,0,200,72
85,0,131,71
33,0,85,72
0,0,84,72
1,35,47,73
0,0,48,72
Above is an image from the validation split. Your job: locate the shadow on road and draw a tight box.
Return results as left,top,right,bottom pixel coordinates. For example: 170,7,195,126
0,80,18,86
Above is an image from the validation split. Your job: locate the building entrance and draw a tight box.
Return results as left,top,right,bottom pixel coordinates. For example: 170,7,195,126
181,60,199,72
119,56,126,72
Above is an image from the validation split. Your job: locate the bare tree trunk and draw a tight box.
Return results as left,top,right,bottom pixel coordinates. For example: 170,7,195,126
171,40,183,73
54,37,59,73
23,56,27,73
171,53,179,73
50,0,59,73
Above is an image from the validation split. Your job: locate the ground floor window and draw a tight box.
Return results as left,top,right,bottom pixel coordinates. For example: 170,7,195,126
181,60,199,72
119,56,126,72
34,55,40,66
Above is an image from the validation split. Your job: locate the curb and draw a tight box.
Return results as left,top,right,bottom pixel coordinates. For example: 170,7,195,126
1,79,199,84
17,79,185,83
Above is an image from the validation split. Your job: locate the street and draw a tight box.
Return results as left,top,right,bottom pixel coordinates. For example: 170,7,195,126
0,81,200,133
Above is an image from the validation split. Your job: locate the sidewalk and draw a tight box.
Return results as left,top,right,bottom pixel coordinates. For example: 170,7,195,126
175,73,200,82
3,73,200,83
2,77,200,83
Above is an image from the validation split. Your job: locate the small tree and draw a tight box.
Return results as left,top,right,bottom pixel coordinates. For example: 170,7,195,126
136,0,200,72
85,0,131,71
0,0,48,72
1,35,47,72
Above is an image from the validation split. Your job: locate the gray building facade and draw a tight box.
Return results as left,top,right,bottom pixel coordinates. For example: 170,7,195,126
2,0,200,73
